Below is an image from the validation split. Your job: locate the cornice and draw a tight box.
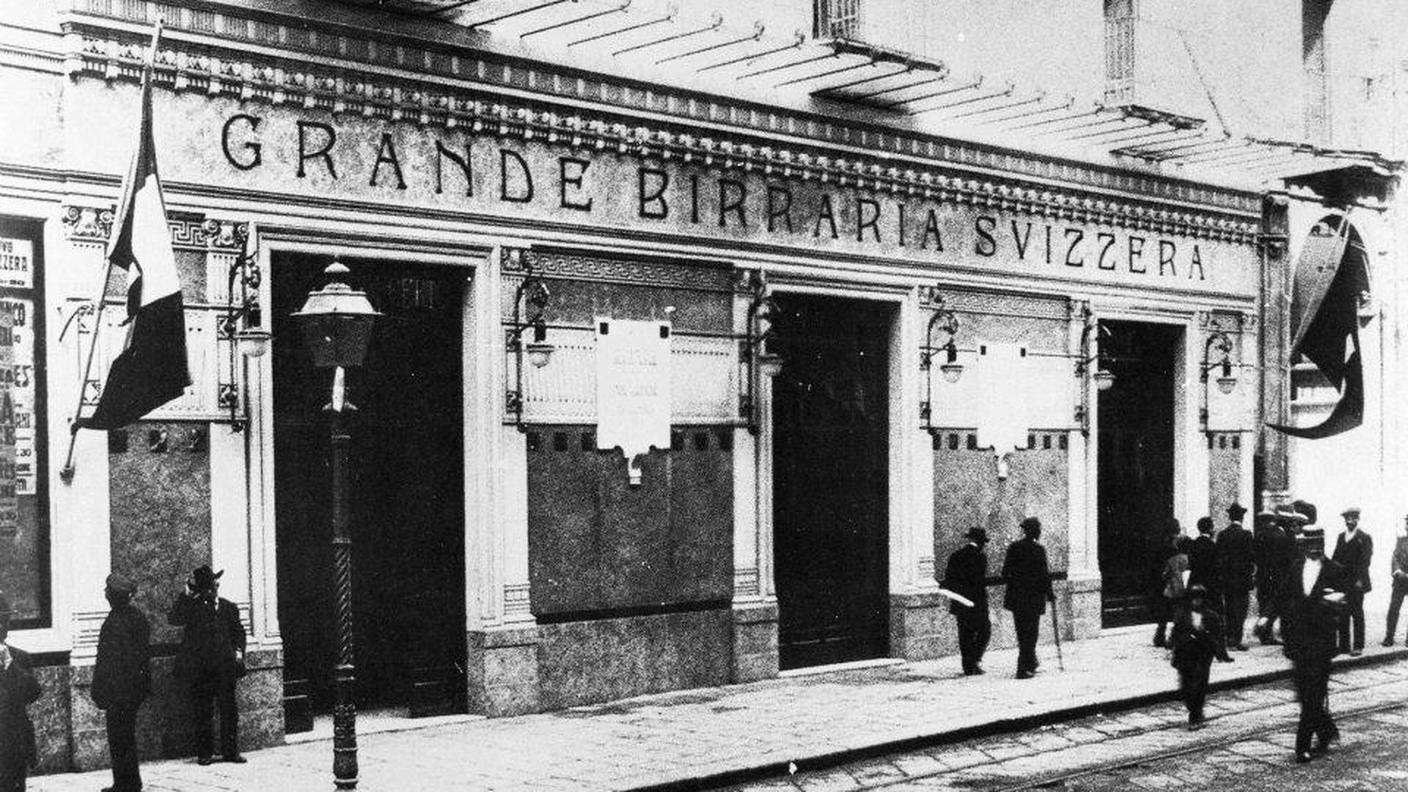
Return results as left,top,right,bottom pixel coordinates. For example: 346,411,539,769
56,5,1264,235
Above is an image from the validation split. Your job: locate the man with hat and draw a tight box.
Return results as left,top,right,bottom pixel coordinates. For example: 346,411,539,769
1217,503,1256,650
0,592,41,792
941,527,991,675
1001,517,1055,679
1331,506,1372,656
1282,524,1347,763
93,573,150,792
169,565,246,765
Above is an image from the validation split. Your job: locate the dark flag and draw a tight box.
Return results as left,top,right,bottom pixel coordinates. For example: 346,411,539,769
1269,218,1368,439
81,29,191,430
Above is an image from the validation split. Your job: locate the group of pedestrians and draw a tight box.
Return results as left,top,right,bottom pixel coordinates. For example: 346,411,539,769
0,565,247,792
1151,499,1387,762
940,516,1055,679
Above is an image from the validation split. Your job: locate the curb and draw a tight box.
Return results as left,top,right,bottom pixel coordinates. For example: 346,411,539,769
627,648,1408,792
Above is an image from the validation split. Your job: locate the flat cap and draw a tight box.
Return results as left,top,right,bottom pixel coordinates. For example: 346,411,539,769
1341,506,1361,517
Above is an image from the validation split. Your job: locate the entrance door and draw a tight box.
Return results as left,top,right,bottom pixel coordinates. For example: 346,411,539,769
771,294,890,669
1096,320,1180,627
273,254,467,713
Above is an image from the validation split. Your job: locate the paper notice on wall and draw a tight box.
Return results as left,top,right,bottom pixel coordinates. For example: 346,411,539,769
974,342,1032,459
596,318,672,485
0,238,32,289
0,301,16,537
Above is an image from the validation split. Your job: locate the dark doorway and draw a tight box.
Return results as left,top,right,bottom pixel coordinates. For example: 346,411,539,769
771,294,890,669
1097,320,1180,627
273,254,467,713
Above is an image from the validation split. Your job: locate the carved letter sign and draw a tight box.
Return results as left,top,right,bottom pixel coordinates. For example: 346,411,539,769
595,318,672,485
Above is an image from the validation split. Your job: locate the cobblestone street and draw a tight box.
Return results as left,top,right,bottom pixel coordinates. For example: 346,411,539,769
717,662,1408,792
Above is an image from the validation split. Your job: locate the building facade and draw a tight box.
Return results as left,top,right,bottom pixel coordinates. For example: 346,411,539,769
0,0,1395,774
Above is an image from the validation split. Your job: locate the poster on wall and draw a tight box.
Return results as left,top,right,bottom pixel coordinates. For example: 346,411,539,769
0,227,41,625
595,317,672,485
0,297,14,537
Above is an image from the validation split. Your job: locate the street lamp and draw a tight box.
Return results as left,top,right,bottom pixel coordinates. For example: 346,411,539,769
292,259,380,791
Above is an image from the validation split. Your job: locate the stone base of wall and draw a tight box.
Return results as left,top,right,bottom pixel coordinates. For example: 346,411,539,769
33,648,284,776
466,625,540,717
535,609,731,711
889,591,945,660
1067,573,1103,640
730,601,778,682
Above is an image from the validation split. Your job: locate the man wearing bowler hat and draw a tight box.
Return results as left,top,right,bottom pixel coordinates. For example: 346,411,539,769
1002,517,1055,679
1252,507,1297,644
1217,503,1256,650
93,574,150,792
1282,524,1347,763
1331,506,1372,655
0,592,42,792
169,565,246,765
941,527,991,675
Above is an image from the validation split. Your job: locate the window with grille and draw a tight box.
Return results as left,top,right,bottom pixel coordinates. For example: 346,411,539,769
816,0,862,40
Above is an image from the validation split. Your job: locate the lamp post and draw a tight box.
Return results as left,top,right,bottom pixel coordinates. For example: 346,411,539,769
292,260,380,791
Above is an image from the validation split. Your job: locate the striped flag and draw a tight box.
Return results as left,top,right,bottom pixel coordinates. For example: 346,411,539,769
81,26,191,430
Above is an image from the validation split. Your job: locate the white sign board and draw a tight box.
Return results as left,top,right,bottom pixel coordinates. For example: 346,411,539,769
595,318,672,484
0,238,32,289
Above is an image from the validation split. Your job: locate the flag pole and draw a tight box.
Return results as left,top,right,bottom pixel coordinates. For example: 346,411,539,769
59,20,164,484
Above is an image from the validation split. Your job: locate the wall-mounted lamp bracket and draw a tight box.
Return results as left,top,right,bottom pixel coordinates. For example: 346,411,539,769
920,293,961,434
215,222,268,431
504,251,554,432
1074,306,1114,436
1199,328,1239,432
739,271,780,435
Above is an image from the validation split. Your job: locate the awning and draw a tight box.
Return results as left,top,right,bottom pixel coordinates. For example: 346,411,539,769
325,0,1399,187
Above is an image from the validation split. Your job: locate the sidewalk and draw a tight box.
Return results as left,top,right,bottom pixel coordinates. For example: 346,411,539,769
30,628,1408,792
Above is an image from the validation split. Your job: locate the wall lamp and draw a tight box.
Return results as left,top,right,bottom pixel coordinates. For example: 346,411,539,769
740,272,782,435
920,295,962,434
1200,329,1238,433
217,226,269,430
1074,306,1114,436
505,253,554,431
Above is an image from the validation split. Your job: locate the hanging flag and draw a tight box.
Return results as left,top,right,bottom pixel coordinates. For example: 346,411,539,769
1269,218,1368,439
79,25,190,431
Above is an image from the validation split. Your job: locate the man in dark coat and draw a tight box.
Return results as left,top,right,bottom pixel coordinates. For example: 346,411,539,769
1331,506,1372,656
1383,515,1408,646
169,566,247,765
1282,525,1347,764
0,592,42,792
1002,517,1054,679
1253,509,1291,644
1217,503,1256,650
93,574,151,792
941,527,990,675
1187,517,1220,603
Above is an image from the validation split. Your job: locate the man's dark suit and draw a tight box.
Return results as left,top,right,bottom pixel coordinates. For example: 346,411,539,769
1282,556,1346,756
1217,522,1256,646
0,647,41,792
169,593,246,760
1331,530,1373,652
1188,534,1220,599
1254,522,1296,629
94,603,151,791
1002,537,1053,676
942,543,989,673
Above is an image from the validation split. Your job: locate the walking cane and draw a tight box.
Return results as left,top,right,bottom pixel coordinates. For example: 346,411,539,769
1050,606,1066,671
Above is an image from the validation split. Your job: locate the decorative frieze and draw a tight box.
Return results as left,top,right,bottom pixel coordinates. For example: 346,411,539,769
59,205,113,243
510,250,736,294
62,14,1262,244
